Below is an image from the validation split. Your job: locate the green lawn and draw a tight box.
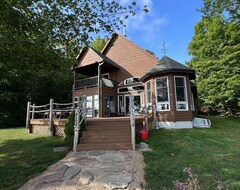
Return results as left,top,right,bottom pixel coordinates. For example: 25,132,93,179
0,128,67,190
143,117,240,190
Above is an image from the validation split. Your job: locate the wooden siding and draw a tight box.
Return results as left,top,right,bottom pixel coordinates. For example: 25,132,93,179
78,48,102,67
104,34,158,83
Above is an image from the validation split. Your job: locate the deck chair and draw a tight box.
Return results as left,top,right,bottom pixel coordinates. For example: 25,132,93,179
110,107,118,116
120,106,127,116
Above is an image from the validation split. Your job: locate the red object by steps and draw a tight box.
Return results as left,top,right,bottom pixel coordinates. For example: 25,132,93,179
139,113,148,140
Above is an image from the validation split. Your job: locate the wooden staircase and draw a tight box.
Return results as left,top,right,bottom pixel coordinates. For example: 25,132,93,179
77,117,132,151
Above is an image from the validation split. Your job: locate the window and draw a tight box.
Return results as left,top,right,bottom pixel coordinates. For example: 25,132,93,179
124,77,140,85
175,76,188,111
101,73,110,79
146,81,152,105
118,85,144,93
156,77,170,111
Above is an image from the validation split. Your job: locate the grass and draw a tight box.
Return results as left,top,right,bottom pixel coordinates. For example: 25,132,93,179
0,128,67,190
143,116,240,190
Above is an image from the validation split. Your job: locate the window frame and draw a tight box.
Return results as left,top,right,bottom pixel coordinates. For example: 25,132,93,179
155,76,170,111
174,76,188,111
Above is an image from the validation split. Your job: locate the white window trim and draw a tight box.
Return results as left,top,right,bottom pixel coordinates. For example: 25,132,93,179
101,73,110,79
145,81,152,106
174,76,188,111
155,76,170,111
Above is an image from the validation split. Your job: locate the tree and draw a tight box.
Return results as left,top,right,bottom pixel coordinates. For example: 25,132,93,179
188,3,240,115
90,36,107,52
0,0,147,127
199,0,240,22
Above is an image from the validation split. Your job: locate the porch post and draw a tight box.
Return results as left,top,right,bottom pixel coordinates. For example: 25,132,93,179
98,61,104,118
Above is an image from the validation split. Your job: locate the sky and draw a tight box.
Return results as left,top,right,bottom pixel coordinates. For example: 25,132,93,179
114,0,204,64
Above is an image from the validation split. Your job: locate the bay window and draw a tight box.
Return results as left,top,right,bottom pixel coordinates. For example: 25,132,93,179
156,77,170,111
175,76,188,111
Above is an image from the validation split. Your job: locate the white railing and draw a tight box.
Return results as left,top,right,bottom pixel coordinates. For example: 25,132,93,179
73,96,87,152
26,99,78,136
129,95,136,151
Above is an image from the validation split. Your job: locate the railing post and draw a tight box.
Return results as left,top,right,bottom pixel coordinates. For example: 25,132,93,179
31,104,35,119
144,106,149,131
73,104,80,152
129,95,135,151
153,105,158,129
49,99,54,136
26,101,31,129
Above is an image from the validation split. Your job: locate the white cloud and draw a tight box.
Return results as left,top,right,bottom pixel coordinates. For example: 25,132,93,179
119,0,168,42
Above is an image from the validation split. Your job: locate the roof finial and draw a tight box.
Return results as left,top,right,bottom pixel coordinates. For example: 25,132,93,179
162,42,167,55
123,25,126,37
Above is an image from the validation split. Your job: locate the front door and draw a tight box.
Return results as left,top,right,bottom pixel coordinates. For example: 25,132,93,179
104,95,115,116
124,95,141,115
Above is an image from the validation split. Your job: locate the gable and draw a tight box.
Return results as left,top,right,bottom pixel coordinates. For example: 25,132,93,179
77,47,103,67
102,33,158,83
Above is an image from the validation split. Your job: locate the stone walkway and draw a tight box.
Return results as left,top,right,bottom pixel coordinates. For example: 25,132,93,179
19,150,146,190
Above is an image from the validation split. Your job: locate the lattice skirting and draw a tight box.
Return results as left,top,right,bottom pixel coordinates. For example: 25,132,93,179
32,125,50,136
31,125,66,137
55,125,66,137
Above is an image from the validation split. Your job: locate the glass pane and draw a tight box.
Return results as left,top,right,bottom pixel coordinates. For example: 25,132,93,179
156,78,167,88
157,88,168,102
176,87,185,101
147,81,150,90
175,77,184,87
177,103,187,110
147,91,151,103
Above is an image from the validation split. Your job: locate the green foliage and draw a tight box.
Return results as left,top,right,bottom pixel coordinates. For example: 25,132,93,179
64,112,85,146
90,36,107,51
0,128,67,190
0,0,145,127
199,0,240,22
64,112,75,146
188,11,240,115
144,116,240,190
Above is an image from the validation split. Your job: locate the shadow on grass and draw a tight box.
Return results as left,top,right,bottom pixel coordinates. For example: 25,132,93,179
0,135,67,190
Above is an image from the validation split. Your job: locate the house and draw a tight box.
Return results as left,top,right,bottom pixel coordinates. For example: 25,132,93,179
73,32,196,129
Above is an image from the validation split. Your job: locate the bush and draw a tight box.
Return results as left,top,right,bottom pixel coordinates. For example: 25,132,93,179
64,112,85,146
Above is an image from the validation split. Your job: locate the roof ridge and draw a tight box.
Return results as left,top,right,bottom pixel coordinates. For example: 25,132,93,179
102,32,159,62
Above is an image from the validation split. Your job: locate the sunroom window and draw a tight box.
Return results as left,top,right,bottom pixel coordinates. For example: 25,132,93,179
146,81,152,105
175,76,188,111
156,77,170,111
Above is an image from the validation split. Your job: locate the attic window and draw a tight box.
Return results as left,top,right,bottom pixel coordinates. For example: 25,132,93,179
124,77,140,85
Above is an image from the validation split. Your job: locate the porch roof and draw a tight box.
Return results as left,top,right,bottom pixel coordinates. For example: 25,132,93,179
75,46,120,76
140,55,196,81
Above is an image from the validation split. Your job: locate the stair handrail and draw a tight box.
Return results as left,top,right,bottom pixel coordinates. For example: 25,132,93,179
73,96,87,152
129,95,136,151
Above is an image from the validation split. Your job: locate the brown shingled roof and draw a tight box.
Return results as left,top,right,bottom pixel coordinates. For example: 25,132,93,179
140,55,196,81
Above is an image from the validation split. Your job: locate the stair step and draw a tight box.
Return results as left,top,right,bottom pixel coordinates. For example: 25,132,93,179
82,130,131,137
87,121,129,126
80,136,131,144
77,143,132,151
86,125,130,131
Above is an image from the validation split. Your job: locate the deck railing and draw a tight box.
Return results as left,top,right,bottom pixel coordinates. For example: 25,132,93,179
26,99,78,136
75,76,117,89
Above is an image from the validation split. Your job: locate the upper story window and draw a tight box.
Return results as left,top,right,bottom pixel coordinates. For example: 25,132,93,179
146,81,152,105
174,76,188,111
124,77,140,85
101,73,110,79
156,77,170,111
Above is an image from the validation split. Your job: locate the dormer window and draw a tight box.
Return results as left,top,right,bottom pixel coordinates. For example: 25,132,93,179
124,77,140,85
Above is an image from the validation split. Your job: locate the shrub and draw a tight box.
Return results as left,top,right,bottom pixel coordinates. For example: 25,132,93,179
64,112,85,146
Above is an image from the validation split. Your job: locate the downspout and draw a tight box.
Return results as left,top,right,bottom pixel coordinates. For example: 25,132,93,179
98,61,104,118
